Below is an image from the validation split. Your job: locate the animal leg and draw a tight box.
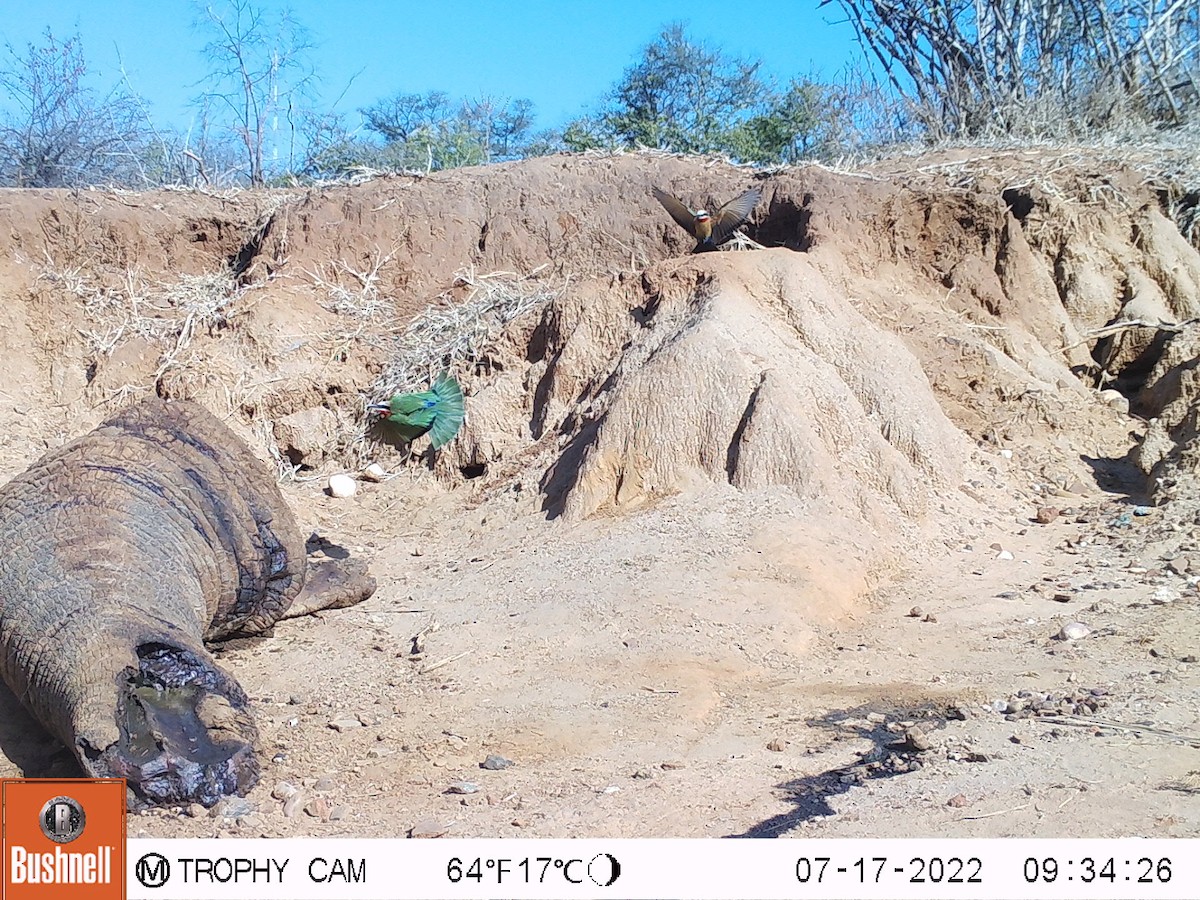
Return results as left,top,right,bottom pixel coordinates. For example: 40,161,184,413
85,643,259,810
279,557,377,620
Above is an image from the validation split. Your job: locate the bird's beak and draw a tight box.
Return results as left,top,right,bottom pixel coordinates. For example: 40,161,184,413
366,403,391,416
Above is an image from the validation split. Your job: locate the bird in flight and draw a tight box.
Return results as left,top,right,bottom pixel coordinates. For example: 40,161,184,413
652,185,763,253
367,373,465,450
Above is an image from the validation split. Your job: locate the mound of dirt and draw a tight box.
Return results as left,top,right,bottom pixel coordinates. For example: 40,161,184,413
531,251,970,526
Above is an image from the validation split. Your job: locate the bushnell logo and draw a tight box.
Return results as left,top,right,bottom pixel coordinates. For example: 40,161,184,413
39,795,86,844
2,778,125,899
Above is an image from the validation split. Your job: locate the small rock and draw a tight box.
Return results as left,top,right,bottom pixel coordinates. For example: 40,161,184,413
304,797,330,820
907,606,923,618
214,798,254,820
1035,506,1060,524
1167,557,1191,576
480,754,514,771
327,474,357,499
282,792,306,818
1099,389,1129,413
1133,505,1153,517
186,803,206,819
866,712,887,724
923,614,938,623
1057,622,1091,641
447,781,480,794
899,727,932,752
328,805,348,821
360,463,387,483
409,818,447,839
271,781,299,801
329,718,362,732
511,818,528,828
999,449,1013,459
766,738,786,752
997,549,1015,560
1052,592,1073,603
947,793,969,808
660,760,687,770
1152,587,1179,605
313,777,335,792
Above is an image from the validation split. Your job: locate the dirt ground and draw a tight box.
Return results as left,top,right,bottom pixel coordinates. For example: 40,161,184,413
0,148,1198,840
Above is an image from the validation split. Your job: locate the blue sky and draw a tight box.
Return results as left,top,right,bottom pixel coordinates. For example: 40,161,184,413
0,1,863,133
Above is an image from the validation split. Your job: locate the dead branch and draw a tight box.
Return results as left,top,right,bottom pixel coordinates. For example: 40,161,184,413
1059,316,1200,351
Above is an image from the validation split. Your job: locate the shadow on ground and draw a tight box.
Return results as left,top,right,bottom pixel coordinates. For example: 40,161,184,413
727,702,957,839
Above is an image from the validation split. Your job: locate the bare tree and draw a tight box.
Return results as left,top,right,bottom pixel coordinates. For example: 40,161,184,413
193,0,317,185
0,28,148,187
824,0,1200,138
460,95,534,161
362,91,452,143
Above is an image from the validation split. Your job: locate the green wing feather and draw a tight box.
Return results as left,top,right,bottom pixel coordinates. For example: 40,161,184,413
391,390,438,416
426,373,465,449
383,373,465,450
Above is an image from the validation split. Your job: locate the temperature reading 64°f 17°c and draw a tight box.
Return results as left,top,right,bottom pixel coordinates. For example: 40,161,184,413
446,855,622,887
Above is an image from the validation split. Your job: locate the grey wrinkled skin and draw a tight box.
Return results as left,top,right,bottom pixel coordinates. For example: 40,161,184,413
0,397,373,810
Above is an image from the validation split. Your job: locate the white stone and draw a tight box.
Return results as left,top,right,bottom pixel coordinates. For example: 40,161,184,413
1151,586,1179,605
360,463,387,482
1057,622,1091,641
1099,389,1130,414
328,474,357,498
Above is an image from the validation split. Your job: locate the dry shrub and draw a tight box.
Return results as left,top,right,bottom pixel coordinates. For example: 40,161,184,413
306,245,400,318
38,259,248,385
324,267,566,470
370,266,564,401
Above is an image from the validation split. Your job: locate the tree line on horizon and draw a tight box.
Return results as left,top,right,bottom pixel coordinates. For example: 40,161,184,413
0,0,1195,189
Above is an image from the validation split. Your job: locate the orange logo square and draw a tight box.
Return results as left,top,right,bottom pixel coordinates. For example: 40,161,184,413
1,779,126,900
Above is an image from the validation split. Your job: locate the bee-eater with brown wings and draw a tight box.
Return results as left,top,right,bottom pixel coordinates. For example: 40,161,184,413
652,184,762,253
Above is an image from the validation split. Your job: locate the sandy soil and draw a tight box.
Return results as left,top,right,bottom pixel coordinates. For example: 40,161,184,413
0,149,1197,841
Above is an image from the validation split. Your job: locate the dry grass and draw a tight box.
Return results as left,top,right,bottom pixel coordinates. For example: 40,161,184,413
816,131,1200,256
39,256,251,389
320,265,566,471
271,264,569,474
305,245,401,318
370,264,564,402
